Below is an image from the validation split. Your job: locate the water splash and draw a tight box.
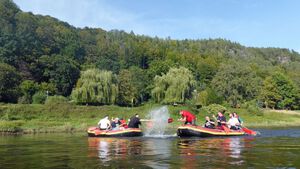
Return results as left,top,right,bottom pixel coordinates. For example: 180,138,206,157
144,106,173,137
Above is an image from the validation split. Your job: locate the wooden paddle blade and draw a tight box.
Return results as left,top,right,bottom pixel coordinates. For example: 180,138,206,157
242,127,257,135
168,118,174,123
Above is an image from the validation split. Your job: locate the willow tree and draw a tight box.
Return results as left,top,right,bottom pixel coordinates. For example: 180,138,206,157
71,69,118,105
152,67,196,103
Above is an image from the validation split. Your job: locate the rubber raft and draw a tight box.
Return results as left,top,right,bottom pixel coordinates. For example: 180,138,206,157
177,125,247,137
87,127,143,137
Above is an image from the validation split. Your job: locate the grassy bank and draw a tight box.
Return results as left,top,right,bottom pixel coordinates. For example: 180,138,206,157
0,103,300,134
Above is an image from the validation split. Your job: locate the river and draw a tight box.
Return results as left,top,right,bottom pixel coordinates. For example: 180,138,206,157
0,128,300,168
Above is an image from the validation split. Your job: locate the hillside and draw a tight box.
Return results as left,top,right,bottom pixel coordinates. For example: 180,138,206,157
0,0,299,109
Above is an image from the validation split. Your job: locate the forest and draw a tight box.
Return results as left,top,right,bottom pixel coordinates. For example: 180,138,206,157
1,0,300,110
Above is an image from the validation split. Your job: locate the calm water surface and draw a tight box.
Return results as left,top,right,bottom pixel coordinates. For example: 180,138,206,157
1,128,300,169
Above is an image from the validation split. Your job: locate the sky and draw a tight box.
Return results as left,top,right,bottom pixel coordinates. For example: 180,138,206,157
14,0,300,52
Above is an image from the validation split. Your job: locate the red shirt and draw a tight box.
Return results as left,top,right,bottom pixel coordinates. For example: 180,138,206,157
181,110,196,122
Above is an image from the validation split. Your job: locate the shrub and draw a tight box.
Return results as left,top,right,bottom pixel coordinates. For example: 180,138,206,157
18,95,31,104
32,92,47,104
202,104,227,115
243,100,264,116
45,95,69,105
45,95,72,117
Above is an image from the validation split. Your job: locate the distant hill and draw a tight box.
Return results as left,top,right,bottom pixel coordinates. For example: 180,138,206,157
0,0,299,109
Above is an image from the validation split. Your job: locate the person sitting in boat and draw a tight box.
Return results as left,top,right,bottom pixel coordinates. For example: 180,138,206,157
111,118,121,130
98,115,111,130
233,112,243,126
204,116,215,129
128,114,142,128
227,113,240,130
178,110,196,125
119,118,128,129
213,112,226,127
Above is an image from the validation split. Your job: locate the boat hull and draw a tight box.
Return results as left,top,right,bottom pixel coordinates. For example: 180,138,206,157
87,127,143,137
177,125,245,137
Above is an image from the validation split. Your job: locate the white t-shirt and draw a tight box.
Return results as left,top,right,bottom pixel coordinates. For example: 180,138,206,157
98,117,110,129
228,117,240,126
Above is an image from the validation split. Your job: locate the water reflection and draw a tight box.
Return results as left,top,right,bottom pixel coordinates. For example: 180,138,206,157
87,137,171,168
87,136,257,168
177,137,255,168
88,138,135,162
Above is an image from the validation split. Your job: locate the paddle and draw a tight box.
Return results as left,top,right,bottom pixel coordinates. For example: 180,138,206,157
242,127,257,135
222,125,230,133
168,118,174,123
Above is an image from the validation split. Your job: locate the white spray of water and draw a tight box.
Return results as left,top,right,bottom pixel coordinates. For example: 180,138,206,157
144,106,172,137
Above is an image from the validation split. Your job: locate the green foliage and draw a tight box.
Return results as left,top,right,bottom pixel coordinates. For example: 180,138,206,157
212,62,262,107
39,55,80,96
32,91,47,104
39,82,57,95
152,67,196,104
0,62,21,102
19,81,56,104
45,95,69,105
242,100,264,116
194,88,223,106
117,69,137,106
129,66,151,102
71,69,118,105
260,72,300,110
202,104,227,115
147,60,174,79
19,80,39,103
0,0,300,109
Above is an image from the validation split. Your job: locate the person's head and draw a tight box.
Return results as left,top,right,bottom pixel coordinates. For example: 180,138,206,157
229,113,233,118
179,111,183,115
114,118,119,122
205,116,210,121
135,114,139,118
217,112,223,116
233,112,238,117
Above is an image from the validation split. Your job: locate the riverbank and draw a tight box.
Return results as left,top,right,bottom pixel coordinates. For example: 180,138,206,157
0,103,300,134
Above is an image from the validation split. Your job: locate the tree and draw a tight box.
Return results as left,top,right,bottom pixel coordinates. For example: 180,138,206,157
260,72,300,109
40,54,80,96
71,69,118,105
147,60,174,79
0,62,21,102
194,88,223,107
211,62,262,107
129,66,151,103
19,80,39,103
152,67,196,103
117,69,137,106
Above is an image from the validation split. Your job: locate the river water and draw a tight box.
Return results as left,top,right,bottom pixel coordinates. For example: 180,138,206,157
0,128,300,169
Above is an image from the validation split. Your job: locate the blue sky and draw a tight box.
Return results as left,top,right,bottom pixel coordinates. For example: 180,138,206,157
14,0,300,51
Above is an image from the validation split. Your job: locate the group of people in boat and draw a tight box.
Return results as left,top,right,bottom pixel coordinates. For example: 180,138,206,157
97,114,142,131
178,110,243,130
205,112,243,130
97,110,243,131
